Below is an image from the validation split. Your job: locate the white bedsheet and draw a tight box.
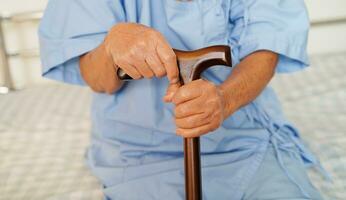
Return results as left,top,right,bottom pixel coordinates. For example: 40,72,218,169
0,52,345,199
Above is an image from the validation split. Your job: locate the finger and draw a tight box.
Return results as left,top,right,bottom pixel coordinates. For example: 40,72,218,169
117,61,142,80
163,82,181,102
145,53,166,78
175,112,211,129
131,57,155,79
156,41,179,83
171,81,203,105
174,97,206,118
176,123,213,138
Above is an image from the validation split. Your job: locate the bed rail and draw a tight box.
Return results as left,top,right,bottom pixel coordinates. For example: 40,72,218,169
311,16,346,27
1,11,43,23
0,11,42,92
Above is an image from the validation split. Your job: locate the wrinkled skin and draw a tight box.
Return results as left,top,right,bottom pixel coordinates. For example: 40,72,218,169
80,23,278,138
164,79,227,138
80,23,180,94
104,23,179,82
165,51,278,138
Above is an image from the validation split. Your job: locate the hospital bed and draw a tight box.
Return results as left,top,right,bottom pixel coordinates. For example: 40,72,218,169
0,11,346,200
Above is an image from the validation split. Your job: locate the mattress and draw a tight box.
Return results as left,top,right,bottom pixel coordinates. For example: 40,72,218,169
0,52,345,199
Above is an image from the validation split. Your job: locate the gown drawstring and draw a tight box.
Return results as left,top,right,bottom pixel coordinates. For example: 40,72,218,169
204,0,330,196
244,101,332,199
237,1,331,193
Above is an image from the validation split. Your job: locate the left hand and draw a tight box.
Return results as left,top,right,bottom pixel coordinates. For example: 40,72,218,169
164,79,227,138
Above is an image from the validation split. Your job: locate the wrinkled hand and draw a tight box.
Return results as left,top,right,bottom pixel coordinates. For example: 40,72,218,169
104,23,179,84
165,79,228,138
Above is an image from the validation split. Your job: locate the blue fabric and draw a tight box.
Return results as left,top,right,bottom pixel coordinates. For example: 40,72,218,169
39,0,325,199
243,145,323,200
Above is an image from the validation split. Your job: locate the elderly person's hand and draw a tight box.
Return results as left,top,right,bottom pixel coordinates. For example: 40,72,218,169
164,79,230,138
104,23,179,82
80,23,179,94
164,50,278,138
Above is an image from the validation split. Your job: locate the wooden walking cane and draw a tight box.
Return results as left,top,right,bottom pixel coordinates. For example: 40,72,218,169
117,45,232,200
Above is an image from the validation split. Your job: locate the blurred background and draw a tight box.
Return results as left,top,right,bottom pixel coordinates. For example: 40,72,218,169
0,0,345,199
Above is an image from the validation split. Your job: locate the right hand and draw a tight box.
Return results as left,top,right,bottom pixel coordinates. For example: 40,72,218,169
104,23,179,83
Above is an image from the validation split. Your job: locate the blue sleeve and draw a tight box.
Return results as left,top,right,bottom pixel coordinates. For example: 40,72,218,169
38,0,125,85
229,0,310,73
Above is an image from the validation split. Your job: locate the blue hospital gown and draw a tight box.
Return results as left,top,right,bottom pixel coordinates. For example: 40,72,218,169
39,0,325,199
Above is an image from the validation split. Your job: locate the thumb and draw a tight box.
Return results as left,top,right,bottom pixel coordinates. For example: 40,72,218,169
163,82,181,103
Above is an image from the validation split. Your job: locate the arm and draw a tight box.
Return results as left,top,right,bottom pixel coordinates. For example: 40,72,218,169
220,50,278,118
38,0,125,86
79,23,180,94
80,43,124,94
169,0,309,138
39,1,179,90
168,50,278,138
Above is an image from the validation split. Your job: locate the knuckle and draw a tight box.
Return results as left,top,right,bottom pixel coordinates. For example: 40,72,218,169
144,72,154,79
178,89,189,100
179,120,189,129
204,108,213,119
200,114,210,124
131,73,141,80
141,67,154,78
129,47,139,57
187,116,195,124
205,106,213,116
208,99,217,109
145,55,155,65
156,72,166,78
200,115,209,124
148,73,155,79
155,68,166,77
177,106,187,117
180,107,188,116
123,53,134,62
133,75,142,80
162,53,176,62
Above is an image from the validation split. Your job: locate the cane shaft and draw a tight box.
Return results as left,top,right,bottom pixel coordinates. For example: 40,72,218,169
117,45,231,200
184,137,202,200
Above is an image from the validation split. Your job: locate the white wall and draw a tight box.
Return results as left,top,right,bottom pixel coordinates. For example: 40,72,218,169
0,0,346,89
